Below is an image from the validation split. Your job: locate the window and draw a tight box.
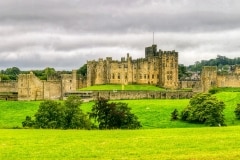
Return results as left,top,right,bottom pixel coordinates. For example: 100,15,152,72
118,73,121,79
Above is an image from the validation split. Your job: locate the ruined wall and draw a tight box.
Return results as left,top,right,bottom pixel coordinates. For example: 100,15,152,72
17,71,79,100
18,72,44,100
200,65,240,92
179,81,202,92
0,80,18,100
0,80,18,92
43,81,62,100
217,75,240,87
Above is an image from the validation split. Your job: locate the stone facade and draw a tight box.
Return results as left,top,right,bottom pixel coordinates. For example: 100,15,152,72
201,66,240,92
0,70,86,101
87,45,179,89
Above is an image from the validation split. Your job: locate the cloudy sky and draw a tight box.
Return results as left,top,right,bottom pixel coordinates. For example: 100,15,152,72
1,0,240,70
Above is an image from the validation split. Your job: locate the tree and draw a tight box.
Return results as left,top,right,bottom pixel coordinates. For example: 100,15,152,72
23,96,92,129
34,100,65,129
77,64,87,76
64,95,92,129
181,93,225,126
234,104,240,119
89,97,141,129
4,67,21,80
178,64,188,80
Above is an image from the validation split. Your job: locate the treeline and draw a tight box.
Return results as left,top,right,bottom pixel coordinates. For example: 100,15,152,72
0,64,87,81
187,55,240,72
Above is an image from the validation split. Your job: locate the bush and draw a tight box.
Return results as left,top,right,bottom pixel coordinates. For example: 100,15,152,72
34,100,65,129
89,97,141,129
181,93,225,126
208,87,219,94
171,109,179,121
23,96,92,129
22,116,35,128
234,104,240,119
64,95,92,129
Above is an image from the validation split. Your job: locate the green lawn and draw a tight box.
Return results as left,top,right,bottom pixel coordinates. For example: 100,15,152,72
1,92,240,129
1,127,240,159
79,84,165,91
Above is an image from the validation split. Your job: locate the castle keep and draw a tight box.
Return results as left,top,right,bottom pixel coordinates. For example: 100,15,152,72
87,45,179,89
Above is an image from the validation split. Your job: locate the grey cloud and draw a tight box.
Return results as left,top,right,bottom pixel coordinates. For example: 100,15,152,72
0,0,240,70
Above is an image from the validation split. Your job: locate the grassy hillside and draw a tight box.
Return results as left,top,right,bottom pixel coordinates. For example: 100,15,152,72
1,92,240,129
79,84,165,91
1,127,240,159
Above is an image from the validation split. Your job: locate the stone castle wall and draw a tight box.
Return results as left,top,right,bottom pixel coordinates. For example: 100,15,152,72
66,90,196,101
17,71,80,100
0,80,18,92
201,66,240,92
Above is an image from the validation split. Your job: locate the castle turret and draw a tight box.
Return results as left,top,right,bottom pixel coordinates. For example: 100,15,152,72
201,66,217,92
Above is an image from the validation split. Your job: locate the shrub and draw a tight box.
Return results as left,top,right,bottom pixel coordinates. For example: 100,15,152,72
64,95,92,129
23,96,92,129
171,109,179,121
181,93,225,126
22,116,35,128
34,100,65,129
234,104,240,119
89,97,141,129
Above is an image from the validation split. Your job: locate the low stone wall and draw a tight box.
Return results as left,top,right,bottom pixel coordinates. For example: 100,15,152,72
66,90,196,101
0,92,18,101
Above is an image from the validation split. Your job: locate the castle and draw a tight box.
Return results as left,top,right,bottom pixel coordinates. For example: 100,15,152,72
0,44,240,101
87,45,178,89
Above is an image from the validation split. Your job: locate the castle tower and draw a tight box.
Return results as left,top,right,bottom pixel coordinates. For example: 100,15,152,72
145,44,158,58
159,50,178,89
201,66,217,92
72,70,78,90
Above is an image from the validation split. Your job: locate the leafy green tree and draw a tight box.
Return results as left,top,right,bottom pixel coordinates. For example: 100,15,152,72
178,64,188,80
181,93,225,126
234,104,240,119
34,100,65,129
24,96,92,129
64,95,92,129
77,64,87,76
4,67,21,80
42,67,56,80
0,74,10,80
89,97,141,129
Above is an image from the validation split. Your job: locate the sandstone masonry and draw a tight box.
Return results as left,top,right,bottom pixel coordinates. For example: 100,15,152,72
87,45,179,89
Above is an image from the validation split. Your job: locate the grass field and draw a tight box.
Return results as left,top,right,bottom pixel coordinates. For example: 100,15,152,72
1,92,240,159
1,127,240,159
1,92,240,129
79,84,165,91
